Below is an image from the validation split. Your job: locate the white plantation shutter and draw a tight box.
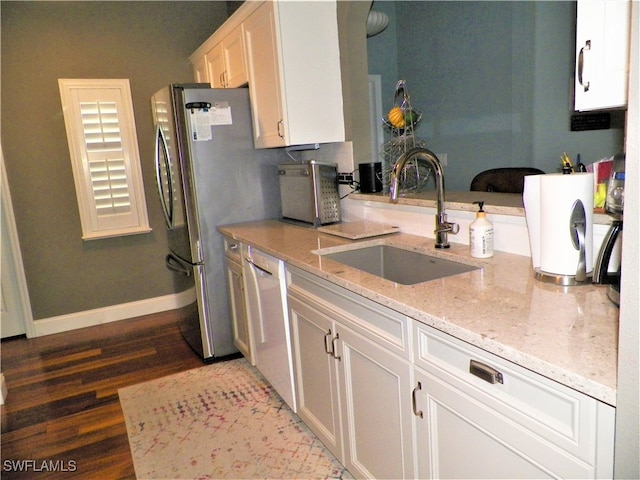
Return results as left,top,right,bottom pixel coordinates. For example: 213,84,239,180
59,79,151,240
81,100,131,216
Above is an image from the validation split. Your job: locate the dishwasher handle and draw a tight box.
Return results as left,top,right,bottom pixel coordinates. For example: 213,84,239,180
245,257,273,276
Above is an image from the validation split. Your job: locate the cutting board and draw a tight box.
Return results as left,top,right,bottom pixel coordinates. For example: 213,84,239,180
318,221,399,239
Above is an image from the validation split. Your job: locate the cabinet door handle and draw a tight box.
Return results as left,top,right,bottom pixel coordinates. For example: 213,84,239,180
324,329,333,355
331,334,341,361
470,359,504,384
578,40,591,92
412,381,423,418
277,120,285,139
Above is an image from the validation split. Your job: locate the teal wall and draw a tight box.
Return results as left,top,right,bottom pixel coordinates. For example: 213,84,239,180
367,1,625,191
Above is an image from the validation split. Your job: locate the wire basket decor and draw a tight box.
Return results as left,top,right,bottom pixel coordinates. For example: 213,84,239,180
380,80,431,194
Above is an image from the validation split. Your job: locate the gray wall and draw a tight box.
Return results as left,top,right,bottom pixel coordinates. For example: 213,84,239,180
367,1,625,191
337,0,375,167
1,1,228,320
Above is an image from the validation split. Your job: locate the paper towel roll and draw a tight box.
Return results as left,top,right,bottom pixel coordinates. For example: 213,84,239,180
539,173,594,276
523,175,541,269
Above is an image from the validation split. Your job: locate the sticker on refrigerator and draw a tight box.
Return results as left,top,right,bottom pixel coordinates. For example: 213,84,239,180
209,102,233,126
189,109,212,141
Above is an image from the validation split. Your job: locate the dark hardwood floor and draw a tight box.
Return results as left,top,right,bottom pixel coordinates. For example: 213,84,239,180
1,307,205,479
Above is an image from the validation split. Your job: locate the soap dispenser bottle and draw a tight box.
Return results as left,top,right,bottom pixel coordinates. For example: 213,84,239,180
470,201,494,258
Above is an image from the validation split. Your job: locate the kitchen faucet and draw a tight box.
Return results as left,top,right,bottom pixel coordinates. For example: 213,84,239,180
389,147,459,248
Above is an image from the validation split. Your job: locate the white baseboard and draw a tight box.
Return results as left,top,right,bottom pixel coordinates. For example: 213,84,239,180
32,288,196,337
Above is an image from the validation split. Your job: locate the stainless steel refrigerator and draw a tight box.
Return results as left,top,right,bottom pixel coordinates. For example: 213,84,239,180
151,84,285,362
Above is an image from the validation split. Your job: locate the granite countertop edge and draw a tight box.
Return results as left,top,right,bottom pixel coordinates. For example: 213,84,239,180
219,220,618,406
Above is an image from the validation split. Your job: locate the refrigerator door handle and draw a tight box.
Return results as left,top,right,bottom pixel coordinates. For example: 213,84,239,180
166,253,192,277
155,125,174,228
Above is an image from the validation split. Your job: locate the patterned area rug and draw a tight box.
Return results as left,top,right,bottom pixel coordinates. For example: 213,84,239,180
118,358,350,480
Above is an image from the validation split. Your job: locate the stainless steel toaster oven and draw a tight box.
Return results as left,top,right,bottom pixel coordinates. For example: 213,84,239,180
278,160,341,226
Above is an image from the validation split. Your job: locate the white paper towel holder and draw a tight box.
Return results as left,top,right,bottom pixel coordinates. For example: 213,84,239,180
533,198,592,286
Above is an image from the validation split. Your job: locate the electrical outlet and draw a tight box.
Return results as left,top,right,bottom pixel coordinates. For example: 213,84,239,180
437,153,448,166
338,172,354,184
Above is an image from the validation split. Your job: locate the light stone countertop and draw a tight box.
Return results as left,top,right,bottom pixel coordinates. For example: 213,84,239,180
218,219,619,406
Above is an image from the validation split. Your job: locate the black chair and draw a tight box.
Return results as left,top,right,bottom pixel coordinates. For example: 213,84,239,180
470,167,545,194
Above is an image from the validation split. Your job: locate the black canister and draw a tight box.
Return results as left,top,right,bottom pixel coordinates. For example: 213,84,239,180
359,162,382,193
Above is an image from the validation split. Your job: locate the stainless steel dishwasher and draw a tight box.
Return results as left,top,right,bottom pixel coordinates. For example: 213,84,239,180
243,245,297,411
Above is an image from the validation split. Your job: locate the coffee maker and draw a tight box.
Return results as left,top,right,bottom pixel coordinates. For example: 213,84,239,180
593,154,624,305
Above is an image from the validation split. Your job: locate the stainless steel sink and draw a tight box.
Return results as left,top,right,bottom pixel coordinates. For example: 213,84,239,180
320,245,479,285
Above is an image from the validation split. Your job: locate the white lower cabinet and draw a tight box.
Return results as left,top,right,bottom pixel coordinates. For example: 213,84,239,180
414,368,580,479
223,238,253,364
288,296,342,458
287,266,415,479
337,323,414,479
412,323,615,479
285,265,615,479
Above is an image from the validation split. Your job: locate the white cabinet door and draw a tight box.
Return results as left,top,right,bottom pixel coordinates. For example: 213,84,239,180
337,324,415,480
193,0,344,148
225,255,252,363
575,0,631,111
412,322,614,479
414,366,554,479
288,295,343,461
287,266,414,478
206,42,225,88
413,364,608,479
192,24,247,88
222,23,248,88
192,55,208,84
274,0,344,147
243,1,285,148
244,0,345,148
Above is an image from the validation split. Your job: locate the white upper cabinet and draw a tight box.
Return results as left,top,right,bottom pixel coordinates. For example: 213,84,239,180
242,2,286,148
192,55,207,84
204,42,225,88
216,24,248,88
191,0,345,149
244,1,345,148
190,18,248,88
574,0,631,111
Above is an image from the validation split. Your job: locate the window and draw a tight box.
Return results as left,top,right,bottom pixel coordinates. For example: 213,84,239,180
59,79,151,240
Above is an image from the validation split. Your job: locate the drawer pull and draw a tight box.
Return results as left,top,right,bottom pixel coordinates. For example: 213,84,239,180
470,360,504,384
